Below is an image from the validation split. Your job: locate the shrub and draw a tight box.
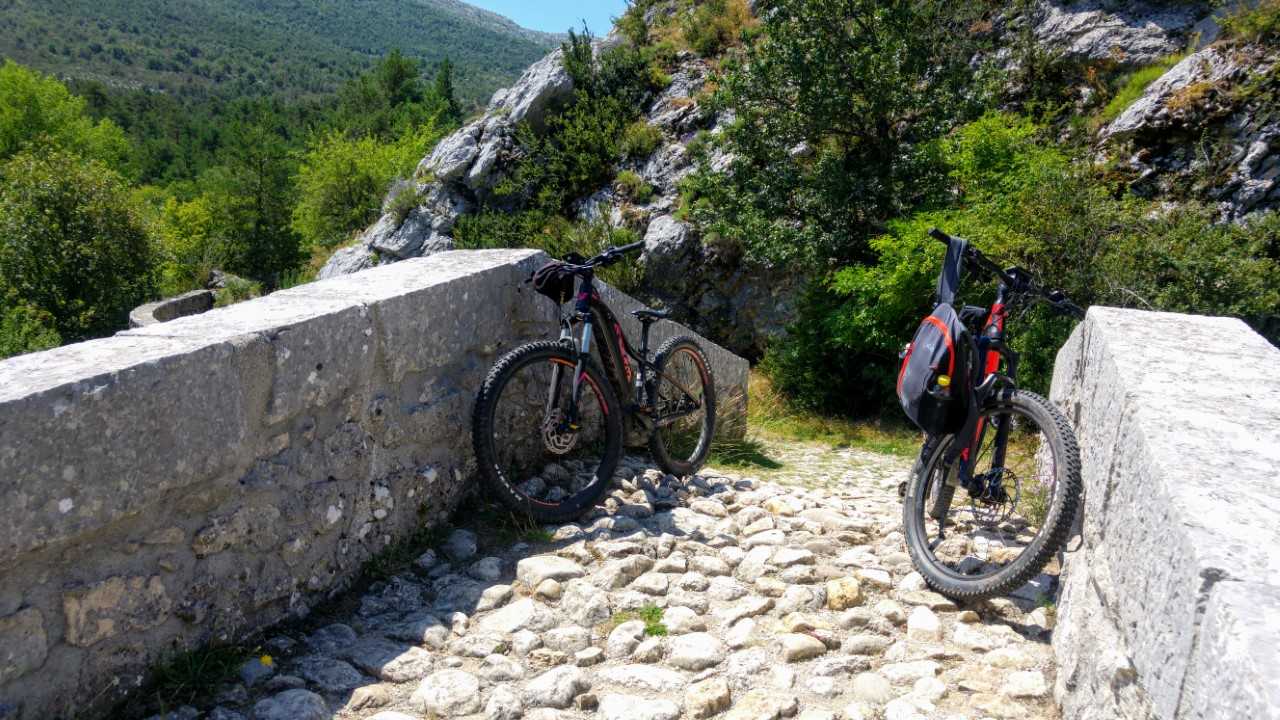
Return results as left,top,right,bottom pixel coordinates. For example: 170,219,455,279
614,170,655,203
293,119,447,249
691,0,993,265
680,0,753,57
1221,0,1280,43
455,212,644,292
620,120,663,160
214,276,263,307
763,112,1280,416
0,297,61,359
0,151,155,342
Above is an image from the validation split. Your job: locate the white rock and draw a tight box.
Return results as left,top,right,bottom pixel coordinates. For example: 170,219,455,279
518,556,585,588
663,605,707,634
599,694,681,720
1002,670,1049,698
668,632,727,670
522,665,590,709
608,620,647,658
906,606,942,642
411,669,482,716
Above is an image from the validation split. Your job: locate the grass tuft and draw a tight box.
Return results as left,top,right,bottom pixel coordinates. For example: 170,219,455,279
1098,54,1184,124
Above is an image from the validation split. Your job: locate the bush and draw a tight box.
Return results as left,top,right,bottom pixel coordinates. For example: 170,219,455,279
680,0,753,57
690,0,994,265
764,112,1280,416
1098,54,1184,123
614,170,655,203
1221,0,1280,43
0,297,61,359
454,212,643,292
0,151,155,342
620,120,663,160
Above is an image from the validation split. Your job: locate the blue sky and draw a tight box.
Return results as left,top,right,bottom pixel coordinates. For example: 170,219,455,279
468,1,630,35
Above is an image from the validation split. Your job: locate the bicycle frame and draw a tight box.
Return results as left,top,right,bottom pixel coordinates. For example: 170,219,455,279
956,281,1021,490
549,267,702,434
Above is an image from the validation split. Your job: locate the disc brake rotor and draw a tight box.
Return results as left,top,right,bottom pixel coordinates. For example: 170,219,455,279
541,409,579,455
969,468,1019,527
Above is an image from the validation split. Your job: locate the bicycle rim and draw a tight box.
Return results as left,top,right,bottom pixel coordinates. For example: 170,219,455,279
488,354,615,510
654,345,712,467
911,400,1061,585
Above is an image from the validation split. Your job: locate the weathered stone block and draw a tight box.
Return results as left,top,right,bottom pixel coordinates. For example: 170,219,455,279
63,576,172,647
1051,307,1280,720
0,608,46,684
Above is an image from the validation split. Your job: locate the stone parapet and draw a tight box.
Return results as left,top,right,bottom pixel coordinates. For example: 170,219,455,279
0,249,747,718
1049,307,1280,720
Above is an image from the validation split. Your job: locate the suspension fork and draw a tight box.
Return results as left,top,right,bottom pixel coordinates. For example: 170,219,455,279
543,318,575,421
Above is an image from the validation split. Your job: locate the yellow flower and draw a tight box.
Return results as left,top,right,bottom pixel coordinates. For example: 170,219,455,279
260,655,274,667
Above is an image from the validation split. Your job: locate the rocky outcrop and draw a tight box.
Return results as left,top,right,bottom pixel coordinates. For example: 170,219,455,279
1099,43,1280,221
1031,0,1211,65
321,29,796,359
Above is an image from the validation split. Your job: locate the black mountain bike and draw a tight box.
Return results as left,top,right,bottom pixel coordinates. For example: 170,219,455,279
472,242,717,522
901,229,1086,601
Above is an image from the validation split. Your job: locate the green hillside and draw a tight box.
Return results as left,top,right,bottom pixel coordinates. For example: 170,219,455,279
0,0,562,104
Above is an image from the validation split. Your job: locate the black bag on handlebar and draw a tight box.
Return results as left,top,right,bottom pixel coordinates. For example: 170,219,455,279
897,238,976,435
530,261,578,304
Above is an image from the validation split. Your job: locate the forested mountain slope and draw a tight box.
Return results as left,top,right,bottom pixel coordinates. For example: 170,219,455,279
0,0,561,104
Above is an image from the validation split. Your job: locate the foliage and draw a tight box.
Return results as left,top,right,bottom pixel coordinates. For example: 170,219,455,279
1221,0,1280,43
0,151,155,343
764,112,1280,415
1098,54,1184,123
0,296,61,359
0,60,128,167
688,0,997,266
680,0,754,57
614,170,655,204
292,119,447,249
213,276,262,307
710,370,916,467
455,212,645,292
620,120,663,160
0,0,559,106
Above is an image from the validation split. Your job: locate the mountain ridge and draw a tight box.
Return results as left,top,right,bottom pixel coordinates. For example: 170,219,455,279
0,0,565,105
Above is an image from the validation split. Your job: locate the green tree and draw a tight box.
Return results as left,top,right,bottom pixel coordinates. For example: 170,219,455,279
433,58,462,123
0,60,128,167
200,101,302,285
0,151,155,343
690,0,996,265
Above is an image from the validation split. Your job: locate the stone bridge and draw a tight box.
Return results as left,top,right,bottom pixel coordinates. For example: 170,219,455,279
1,253,1277,720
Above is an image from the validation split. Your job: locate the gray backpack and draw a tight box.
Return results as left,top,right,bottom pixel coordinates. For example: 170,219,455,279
897,238,975,435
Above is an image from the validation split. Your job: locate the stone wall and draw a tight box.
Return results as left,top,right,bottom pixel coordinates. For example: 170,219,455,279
128,289,216,328
1048,307,1280,720
0,249,748,719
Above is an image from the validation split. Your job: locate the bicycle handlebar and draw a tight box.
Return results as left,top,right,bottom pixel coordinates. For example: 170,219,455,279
928,228,1084,320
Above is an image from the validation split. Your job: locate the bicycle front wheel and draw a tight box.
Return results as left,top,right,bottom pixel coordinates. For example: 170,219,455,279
472,341,624,523
648,336,716,476
902,389,1081,601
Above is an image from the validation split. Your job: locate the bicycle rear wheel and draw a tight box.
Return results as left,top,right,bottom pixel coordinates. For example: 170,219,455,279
472,341,623,523
902,389,1081,601
648,336,716,476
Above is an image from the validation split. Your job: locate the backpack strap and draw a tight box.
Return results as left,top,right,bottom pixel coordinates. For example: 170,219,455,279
936,236,968,305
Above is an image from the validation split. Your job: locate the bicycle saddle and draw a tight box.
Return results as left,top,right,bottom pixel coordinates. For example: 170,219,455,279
631,308,671,322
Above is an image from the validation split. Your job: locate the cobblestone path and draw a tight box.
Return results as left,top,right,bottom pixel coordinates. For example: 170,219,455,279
165,443,1059,720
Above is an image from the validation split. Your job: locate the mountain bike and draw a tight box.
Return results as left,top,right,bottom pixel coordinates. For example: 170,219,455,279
899,228,1086,601
472,241,717,523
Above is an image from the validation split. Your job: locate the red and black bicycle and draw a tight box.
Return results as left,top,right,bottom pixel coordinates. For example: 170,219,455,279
898,228,1085,601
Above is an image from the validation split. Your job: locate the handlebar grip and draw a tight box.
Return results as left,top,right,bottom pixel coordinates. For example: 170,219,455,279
928,228,952,245
616,240,646,255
